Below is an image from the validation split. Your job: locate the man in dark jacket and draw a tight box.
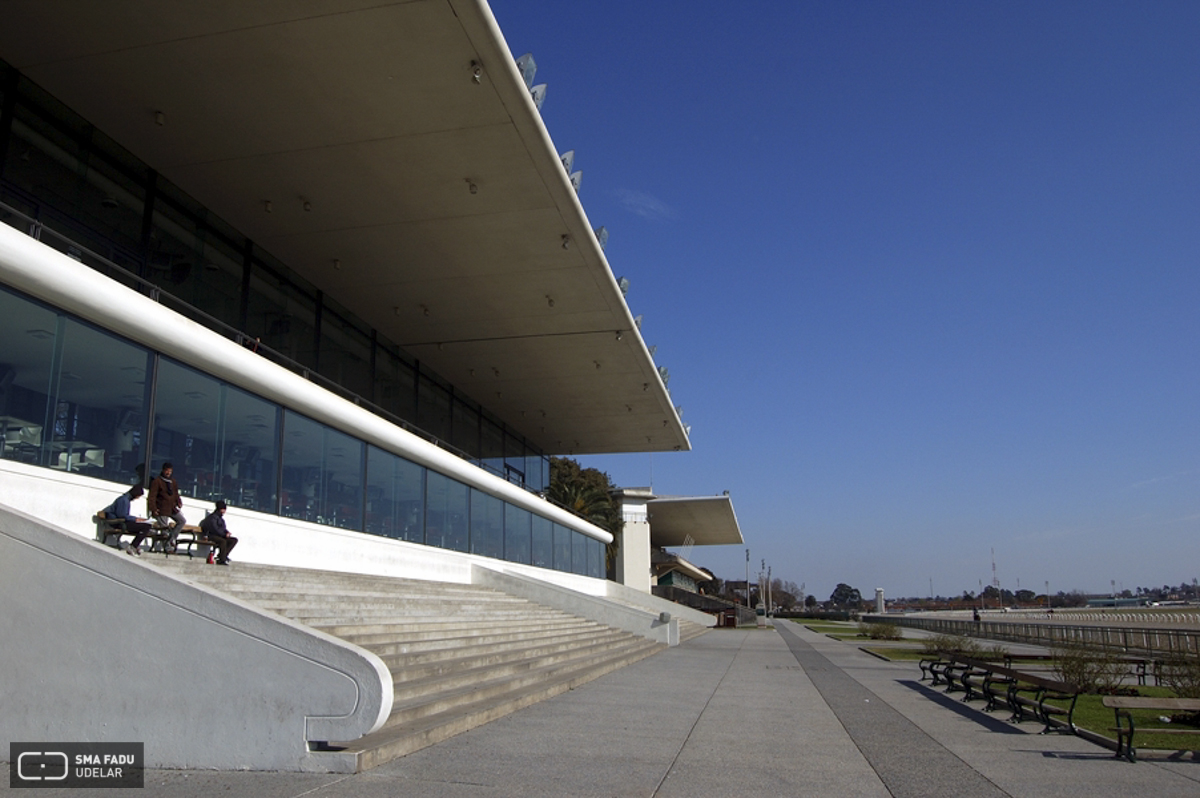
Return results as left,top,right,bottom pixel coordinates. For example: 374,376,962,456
148,462,186,551
200,500,237,565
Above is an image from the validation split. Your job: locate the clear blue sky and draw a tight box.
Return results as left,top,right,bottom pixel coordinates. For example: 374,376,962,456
489,1,1200,601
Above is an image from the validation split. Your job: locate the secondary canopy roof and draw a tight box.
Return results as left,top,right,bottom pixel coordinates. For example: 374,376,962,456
648,495,744,548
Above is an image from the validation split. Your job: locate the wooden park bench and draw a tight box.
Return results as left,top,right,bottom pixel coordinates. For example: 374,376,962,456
1101,696,1200,762
93,512,169,550
94,513,213,559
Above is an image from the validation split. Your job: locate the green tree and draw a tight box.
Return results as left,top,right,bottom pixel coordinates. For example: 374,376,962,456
829,583,862,608
548,457,622,577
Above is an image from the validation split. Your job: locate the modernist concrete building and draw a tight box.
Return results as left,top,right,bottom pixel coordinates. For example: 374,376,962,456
0,0,730,773
0,0,690,577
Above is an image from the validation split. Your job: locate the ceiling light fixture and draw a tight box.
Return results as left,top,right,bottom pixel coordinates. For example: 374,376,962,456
561,235,570,250
471,60,483,84
303,201,312,212
155,111,165,126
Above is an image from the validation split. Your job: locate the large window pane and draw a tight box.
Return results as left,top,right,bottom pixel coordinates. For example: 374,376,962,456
526,453,547,495
571,531,587,575
47,316,150,484
425,471,468,552
0,286,58,467
319,297,372,399
450,396,479,456
416,372,450,442
219,385,279,514
150,187,245,332
470,488,503,560
279,411,363,530
150,358,221,501
480,414,503,478
589,537,603,578
531,515,553,569
3,82,145,277
366,445,424,542
504,431,525,486
504,504,531,564
245,256,318,369
553,523,571,573
373,342,415,423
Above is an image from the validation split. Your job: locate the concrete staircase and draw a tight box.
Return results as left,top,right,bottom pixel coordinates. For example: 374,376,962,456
151,558,664,771
676,618,711,642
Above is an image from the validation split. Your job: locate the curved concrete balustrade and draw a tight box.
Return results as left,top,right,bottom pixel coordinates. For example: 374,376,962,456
0,504,392,772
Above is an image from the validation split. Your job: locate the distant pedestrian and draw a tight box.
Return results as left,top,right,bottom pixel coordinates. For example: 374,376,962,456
973,608,981,623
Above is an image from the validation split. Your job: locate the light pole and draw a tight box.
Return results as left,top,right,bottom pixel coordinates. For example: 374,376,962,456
745,549,750,607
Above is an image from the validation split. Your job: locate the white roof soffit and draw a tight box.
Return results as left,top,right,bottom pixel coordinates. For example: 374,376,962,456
0,0,689,455
647,495,744,547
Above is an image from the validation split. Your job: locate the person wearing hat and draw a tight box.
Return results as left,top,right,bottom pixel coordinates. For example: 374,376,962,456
200,500,237,565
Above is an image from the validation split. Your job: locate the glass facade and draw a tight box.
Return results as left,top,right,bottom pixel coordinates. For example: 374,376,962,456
0,58,550,495
0,281,605,578
0,59,608,579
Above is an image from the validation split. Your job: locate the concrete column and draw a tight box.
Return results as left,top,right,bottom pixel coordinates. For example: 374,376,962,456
612,488,654,593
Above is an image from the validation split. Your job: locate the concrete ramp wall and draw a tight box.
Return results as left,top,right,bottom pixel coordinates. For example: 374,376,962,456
604,580,716,628
474,565,679,646
0,505,392,773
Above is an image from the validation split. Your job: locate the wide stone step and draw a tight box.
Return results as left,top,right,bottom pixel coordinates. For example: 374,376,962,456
324,637,665,771
337,620,603,652
311,615,588,640
246,600,541,620
214,578,530,597
388,632,640,700
378,626,620,673
172,576,509,603
380,635,657,730
679,619,711,642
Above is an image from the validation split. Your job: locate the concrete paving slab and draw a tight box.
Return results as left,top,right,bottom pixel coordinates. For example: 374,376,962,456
6,621,1200,797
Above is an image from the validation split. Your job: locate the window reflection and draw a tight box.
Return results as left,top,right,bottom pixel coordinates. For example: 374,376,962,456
366,445,424,542
553,523,571,572
571,530,587,575
470,488,503,560
48,317,150,483
531,515,553,569
504,504,531,564
219,385,279,514
0,287,598,577
280,411,364,530
426,471,468,552
0,287,56,467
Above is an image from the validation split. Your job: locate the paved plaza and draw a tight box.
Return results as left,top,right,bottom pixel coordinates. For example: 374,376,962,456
5,622,1199,797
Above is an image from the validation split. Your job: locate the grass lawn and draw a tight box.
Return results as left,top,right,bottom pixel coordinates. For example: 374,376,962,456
1059,688,1200,753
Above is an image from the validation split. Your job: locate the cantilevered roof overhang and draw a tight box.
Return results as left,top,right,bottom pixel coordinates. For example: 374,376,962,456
648,495,744,548
0,0,689,455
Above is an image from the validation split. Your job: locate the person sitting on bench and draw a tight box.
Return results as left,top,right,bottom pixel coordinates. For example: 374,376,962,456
103,484,152,556
148,462,186,552
200,500,237,565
